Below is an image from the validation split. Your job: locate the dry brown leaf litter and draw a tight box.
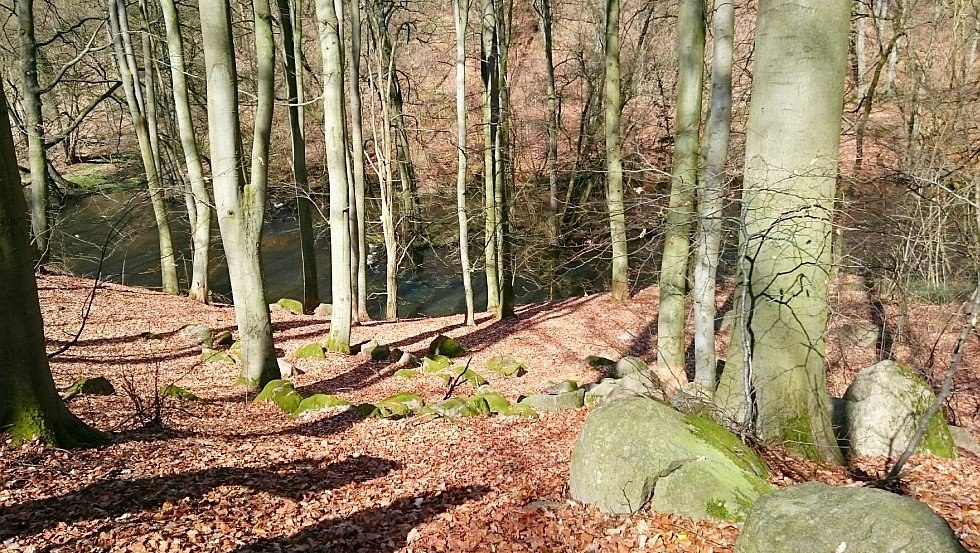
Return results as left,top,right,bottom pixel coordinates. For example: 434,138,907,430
1,275,978,552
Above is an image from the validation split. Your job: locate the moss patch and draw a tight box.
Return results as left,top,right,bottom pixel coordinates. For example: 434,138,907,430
294,394,351,417
159,384,203,402
255,380,303,414
294,343,326,359
428,335,466,358
276,298,305,315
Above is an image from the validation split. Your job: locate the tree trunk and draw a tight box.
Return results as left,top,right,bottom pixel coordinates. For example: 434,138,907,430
199,0,279,389
494,0,515,320
656,0,705,388
534,0,559,244
692,0,734,388
276,0,319,313
160,0,212,304
348,0,371,322
481,0,500,312
316,0,353,352
714,0,848,464
108,0,179,295
15,0,50,262
0,84,104,448
455,0,476,326
604,0,629,303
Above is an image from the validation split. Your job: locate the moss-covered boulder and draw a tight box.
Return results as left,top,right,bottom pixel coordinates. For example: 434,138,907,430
276,298,305,315
584,355,615,368
374,392,426,419
370,344,391,361
294,342,326,360
294,394,351,417
486,354,527,377
569,396,773,520
64,377,115,400
421,355,452,374
449,365,488,387
313,303,332,318
420,397,489,418
498,403,538,418
184,324,213,347
159,384,203,402
843,360,955,459
473,391,512,413
519,389,584,412
428,335,466,357
735,482,966,553
255,380,303,414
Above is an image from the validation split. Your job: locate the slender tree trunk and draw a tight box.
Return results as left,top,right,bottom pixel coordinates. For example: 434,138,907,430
534,0,559,244
693,0,734,389
855,0,868,101
348,0,370,322
161,0,212,303
108,0,179,295
276,0,319,313
316,0,353,352
494,0,515,320
0,84,105,448
455,0,476,325
481,0,500,312
604,0,628,303
15,0,50,262
656,0,705,388
199,0,279,389
714,0,848,464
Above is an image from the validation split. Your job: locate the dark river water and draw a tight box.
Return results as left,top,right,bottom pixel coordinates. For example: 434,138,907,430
50,192,625,318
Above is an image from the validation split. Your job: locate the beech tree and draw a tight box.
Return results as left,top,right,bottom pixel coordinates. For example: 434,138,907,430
604,0,628,302
714,0,849,463
0,83,104,448
160,0,212,303
656,0,705,388
455,0,476,326
315,0,354,352
199,0,280,388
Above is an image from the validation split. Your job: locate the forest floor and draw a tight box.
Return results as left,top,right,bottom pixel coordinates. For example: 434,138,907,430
2,274,980,552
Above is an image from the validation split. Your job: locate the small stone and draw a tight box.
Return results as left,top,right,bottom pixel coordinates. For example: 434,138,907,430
584,355,615,368
612,356,647,378
201,348,234,364
159,384,202,402
584,379,620,407
428,335,466,357
360,339,381,358
213,330,234,347
313,303,333,318
276,298,305,315
277,358,296,378
519,389,585,412
486,354,527,377
839,321,882,348
421,355,451,373
294,394,351,417
64,376,115,400
255,380,303,414
546,380,579,394
949,426,980,458
393,350,420,369
294,342,326,359
394,368,420,379
184,324,213,347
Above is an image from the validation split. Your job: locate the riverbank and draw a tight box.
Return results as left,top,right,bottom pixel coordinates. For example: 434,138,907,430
2,275,979,551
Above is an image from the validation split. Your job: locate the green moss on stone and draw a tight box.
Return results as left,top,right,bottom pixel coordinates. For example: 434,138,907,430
683,413,769,480
422,355,451,374
781,415,823,462
294,394,351,417
394,368,420,379
428,335,466,357
159,384,203,402
276,298,305,315
294,342,326,359
255,380,303,414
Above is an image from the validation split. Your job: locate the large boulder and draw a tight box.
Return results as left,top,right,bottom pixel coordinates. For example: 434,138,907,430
843,360,955,459
735,482,966,553
569,396,773,521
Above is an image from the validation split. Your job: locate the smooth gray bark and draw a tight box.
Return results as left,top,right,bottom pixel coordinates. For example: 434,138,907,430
199,0,279,389
693,0,735,387
481,0,500,312
455,0,476,326
604,0,628,302
656,0,705,388
534,0,559,243
160,0,212,303
714,0,848,463
315,0,354,352
348,0,370,322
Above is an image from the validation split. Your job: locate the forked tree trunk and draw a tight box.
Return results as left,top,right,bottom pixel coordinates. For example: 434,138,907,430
604,0,628,302
0,85,105,448
315,0,354,352
692,0,734,387
276,0,319,313
714,0,848,464
160,0,212,303
455,0,476,326
108,0,179,295
656,0,705,389
199,0,279,389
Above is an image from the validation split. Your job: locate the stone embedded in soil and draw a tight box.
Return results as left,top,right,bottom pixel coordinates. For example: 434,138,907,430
313,303,333,318
294,394,351,417
546,380,579,394
255,379,303,414
520,389,585,412
276,298,305,315
294,342,326,359
428,335,466,358
486,354,528,377
64,376,115,399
